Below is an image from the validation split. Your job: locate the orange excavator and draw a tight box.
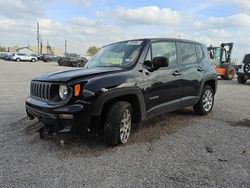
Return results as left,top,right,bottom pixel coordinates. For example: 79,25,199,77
207,43,235,80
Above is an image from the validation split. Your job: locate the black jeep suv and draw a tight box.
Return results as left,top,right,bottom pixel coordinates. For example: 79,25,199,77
26,38,217,145
237,54,250,84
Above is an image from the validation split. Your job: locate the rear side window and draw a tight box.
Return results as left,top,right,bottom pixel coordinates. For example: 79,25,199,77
196,44,204,61
151,42,177,66
179,42,197,64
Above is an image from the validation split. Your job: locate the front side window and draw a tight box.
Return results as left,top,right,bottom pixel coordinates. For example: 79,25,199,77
151,42,177,66
86,40,144,68
179,42,197,64
196,44,204,61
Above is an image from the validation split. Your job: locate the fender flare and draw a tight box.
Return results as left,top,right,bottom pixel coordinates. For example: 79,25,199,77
199,75,218,97
91,87,146,121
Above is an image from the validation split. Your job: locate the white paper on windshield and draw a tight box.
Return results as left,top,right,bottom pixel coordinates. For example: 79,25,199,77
126,41,143,45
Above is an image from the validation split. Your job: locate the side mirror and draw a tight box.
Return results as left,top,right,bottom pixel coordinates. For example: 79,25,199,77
153,57,169,70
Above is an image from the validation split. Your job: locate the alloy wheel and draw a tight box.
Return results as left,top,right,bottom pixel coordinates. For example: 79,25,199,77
119,109,131,144
202,89,213,112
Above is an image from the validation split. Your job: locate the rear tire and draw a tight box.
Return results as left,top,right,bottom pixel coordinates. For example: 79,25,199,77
104,101,132,146
58,60,62,66
31,58,36,62
16,58,21,62
222,66,235,80
237,76,247,84
193,85,214,115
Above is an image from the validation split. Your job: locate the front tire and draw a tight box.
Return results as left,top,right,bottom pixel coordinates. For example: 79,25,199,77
16,58,21,62
104,101,132,145
237,76,247,84
193,85,214,115
31,58,36,62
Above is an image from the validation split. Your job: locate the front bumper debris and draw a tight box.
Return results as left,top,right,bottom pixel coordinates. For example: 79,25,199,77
25,97,91,134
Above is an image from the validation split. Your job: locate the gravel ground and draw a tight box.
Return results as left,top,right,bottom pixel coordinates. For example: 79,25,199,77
0,60,249,187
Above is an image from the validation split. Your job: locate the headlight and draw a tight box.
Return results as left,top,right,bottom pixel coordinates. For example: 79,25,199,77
59,85,68,100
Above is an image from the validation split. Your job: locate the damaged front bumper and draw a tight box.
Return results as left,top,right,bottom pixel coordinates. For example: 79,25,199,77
25,97,91,134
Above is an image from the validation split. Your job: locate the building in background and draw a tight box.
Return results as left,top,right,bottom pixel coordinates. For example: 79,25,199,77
7,45,63,56
29,46,64,56
7,46,19,53
16,47,33,55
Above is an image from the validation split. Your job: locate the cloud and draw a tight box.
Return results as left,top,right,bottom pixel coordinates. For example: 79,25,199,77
0,1,250,60
192,13,250,31
207,13,250,28
0,0,43,19
69,17,98,26
114,6,181,25
212,0,250,12
70,0,91,7
235,1,250,12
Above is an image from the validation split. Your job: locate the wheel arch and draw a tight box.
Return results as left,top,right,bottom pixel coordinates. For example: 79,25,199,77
200,76,217,96
204,79,216,94
91,87,146,124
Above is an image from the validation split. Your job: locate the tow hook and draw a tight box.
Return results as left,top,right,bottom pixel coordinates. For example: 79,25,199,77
39,127,53,139
39,126,65,146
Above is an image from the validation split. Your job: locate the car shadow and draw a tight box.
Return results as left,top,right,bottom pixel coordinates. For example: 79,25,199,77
19,108,201,158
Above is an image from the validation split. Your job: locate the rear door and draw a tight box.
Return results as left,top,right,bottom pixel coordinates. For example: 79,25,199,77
143,40,182,115
177,42,205,106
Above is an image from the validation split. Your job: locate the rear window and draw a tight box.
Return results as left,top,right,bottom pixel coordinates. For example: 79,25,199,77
179,42,197,64
243,54,250,64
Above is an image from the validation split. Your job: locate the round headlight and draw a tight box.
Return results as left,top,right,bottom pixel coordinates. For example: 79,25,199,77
59,85,68,100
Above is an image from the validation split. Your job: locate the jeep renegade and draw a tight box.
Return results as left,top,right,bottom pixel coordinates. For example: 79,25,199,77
26,38,217,145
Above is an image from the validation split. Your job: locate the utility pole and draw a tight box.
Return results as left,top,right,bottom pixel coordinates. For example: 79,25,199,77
65,39,67,55
37,22,40,54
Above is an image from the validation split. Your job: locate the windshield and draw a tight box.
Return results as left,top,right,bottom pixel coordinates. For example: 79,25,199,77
86,40,144,68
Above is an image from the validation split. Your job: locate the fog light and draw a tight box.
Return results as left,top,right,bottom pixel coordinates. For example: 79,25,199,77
59,114,73,119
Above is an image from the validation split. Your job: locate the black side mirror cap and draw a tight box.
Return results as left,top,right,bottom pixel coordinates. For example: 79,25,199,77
153,57,169,70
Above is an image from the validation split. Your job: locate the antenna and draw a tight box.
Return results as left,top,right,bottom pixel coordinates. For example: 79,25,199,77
37,22,40,54
65,39,67,55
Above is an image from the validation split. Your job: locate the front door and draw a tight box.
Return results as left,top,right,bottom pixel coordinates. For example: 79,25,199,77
142,40,182,117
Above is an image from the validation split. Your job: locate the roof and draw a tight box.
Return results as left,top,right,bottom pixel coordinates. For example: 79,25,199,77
104,38,205,47
16,47,33,51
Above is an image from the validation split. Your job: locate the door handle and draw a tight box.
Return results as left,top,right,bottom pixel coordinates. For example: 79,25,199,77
173,70,182,76
197,67,204,72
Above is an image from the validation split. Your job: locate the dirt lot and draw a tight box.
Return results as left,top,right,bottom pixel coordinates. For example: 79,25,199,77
0,60,249,187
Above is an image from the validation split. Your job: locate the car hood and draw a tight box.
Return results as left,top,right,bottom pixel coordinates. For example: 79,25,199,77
32,67,123,82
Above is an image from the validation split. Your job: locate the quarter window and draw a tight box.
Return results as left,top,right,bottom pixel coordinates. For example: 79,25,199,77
151,42,177,66
179,43,197,64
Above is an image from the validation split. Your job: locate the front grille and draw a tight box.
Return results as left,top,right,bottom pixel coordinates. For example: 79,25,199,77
30,81,51,101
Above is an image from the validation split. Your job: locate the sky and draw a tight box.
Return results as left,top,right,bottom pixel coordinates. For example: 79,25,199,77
0,0,250,60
